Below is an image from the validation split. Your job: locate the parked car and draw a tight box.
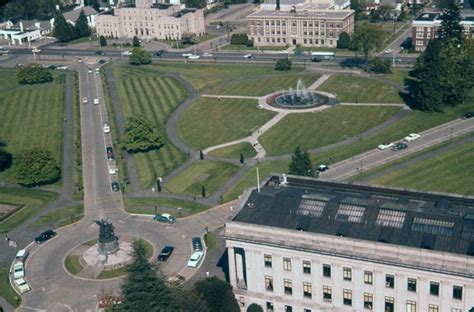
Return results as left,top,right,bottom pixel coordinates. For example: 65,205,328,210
88,68,93,74
122,51,132,56
106,146,114,160
378,142,394,150
35,229,57,244
14,278,31,294
95,50,105,55
82,97,88,104
13,262,25,279
57,65,68,70
316,164,329,172
462,112,474,119
154,213,176,224
244,54,254,59
392,142,408,151
78,58,83,63
187,251,203,268
188,54,200,59
154,50,165,57
15,249,29,262
111,181,120,192
192,237,203,251
108,166,117,175
32,48,41,53
93,98,99,105
404,133,421,142
95,68,100,74
384,48,394,54
103,122,110,134
157,245,175,261
98,60,106,65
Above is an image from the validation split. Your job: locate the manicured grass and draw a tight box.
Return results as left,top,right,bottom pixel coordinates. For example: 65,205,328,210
65,255,83,275
0,188,58,233
367,141,474,195
115,74,189,188
177,98,276,150
208,142,257,159
382,69,410,85
0,265,21,307
196,33,219,43
165,160,240,196
223,159,290,202
259,106,401,156
318,75,404,103
124,197,209,216
204,232,218,250
30,204,84,229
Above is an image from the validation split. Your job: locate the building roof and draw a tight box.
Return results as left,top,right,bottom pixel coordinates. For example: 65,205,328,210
64,6,98,22
248,7,354,19
12,20,52,31
415,12,439,21
233,175,474,257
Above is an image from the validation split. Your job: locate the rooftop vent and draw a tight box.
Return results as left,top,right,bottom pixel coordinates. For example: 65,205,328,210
279,174,288,185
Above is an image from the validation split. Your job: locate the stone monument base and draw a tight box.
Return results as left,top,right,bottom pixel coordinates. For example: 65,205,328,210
98,240,119,255
82,241,133,270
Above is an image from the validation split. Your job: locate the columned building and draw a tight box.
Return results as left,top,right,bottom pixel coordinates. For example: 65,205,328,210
225,175,474,312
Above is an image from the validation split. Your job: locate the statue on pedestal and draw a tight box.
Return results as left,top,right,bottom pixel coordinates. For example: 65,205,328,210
94,219,119,255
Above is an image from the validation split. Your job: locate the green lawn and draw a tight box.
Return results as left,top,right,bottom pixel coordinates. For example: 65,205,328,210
382,69,410,85
366,141,474,195
0,265,21,307
30,204,84,229
204,232,218,250
259,106,401,156
0,69,66,183
208,142,257,159
65,255,83,275
124,197,209,217
318,75,404,103
0,188,58,233
165,160,240,196
177,98,276,150
115,74,189,188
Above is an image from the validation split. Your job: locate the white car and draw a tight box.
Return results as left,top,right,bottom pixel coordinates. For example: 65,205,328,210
244,54,254,59
93,98,99,105
13,262,25,279
384,48,394,54
404,133,421,142
88,68,93,74
277,49,290,54
182,53,193,57
122,51,132,56
378,142,394,150
14,278,31,294
95,68,100,74
187,251,203,268
108,166,117,175
82,97,88,104
202,53,213,57
32,48,41,53
57,66,68,70
188,54,200,59
78,58,83,63
103,122,110,134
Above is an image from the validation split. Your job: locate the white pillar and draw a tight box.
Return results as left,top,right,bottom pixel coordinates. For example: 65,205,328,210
227,246,237,287
236,252,245,285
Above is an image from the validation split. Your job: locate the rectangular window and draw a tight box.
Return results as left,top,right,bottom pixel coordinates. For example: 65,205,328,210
304,310,311,312
303,282,312,299
385,297,394,312
430,282,439,296
266,302,274,312
343,267,352,281
407,278,417,292
285,306,292,312
364,271,373,285
453,285,463,300
323,285,332,302
283,258,292,271
302,261,311,274
323,264,331,277
428,305,439,312
284,279,293,295
265,276,273,292
364,293,373,310
385,274,394,288
343,289,352,306
406,300,416,312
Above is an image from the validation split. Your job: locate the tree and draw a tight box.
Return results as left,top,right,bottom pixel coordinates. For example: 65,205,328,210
0,149,12,172
99,35,107,47
182,33,197,45
85,0,100,11
14,148,61,186
185,0,207,9
53,13,77,42
369,57,392,73
132,36,140,47
438,0,464,43
378,3,394,21
201,185,206,198
169,286,209,311
239,153,244,164
230,33,249,45
199,150,204,160
17,64,53,84
247,303,264,312
121,240,171,311
337,32,351,49
129,47,151,65
350,0,367,19
193,277,240,312
275,58,292,71
288,146,313,176
75,10,91,38
123,116,162,153
351,23,385,64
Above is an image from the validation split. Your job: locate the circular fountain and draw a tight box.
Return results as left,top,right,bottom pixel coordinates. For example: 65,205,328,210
267,79,336,109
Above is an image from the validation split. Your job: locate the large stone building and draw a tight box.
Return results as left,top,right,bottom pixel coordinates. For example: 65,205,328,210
95,0,205,40
412,11,474,51
225,175,474,312
247,0,354,48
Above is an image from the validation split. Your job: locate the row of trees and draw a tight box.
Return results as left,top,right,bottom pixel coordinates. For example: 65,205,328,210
53,11,91,43
0,0,61,21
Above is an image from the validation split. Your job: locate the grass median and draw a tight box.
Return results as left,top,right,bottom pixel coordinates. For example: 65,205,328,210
0,265,21,307
124,197,209,217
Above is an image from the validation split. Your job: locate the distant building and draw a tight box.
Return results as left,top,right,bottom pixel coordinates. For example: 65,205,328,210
412,11,474,51
247,2,355,48
95,0,205,40
225,174,474,311
0,20,53,45
63,6,98,28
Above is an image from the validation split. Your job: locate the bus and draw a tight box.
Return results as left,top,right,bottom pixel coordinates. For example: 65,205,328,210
310,52,335,62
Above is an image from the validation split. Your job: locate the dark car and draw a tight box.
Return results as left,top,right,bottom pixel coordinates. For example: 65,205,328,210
95,50,105,55
111,181,120,192
463,112,474,119
392,142,408,151
154,50,165,57
106,146,114,160
293,50,305,56
157,245,174,261
35,230,57,244
48,65,57,70
98,59,106,64
192,237,203,251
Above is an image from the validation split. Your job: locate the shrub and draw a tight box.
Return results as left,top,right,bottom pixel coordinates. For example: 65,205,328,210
230,33,248,45
337,32,351,49
14,148,61,186
17,64,53,84
275,58,292,71
370,57,392,74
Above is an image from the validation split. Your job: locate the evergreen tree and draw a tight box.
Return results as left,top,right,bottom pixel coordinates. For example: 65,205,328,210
247,303,264,312
239,153,244,164
132,36,140,47
14,148,61,186
169,286,209,311
200,150,204,160
123,116,162,152
337,32,351,49
53,13,77,42
75,10,91,38
275,58,292,71
99,35,107,47
121,240,171,310
438,0,464,43
288,147,313,176
129,47,151,65
0,149,12,172
193,277,240,312
201,185,206,198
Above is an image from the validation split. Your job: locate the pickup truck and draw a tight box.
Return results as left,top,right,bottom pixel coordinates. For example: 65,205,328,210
154,213,176,223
